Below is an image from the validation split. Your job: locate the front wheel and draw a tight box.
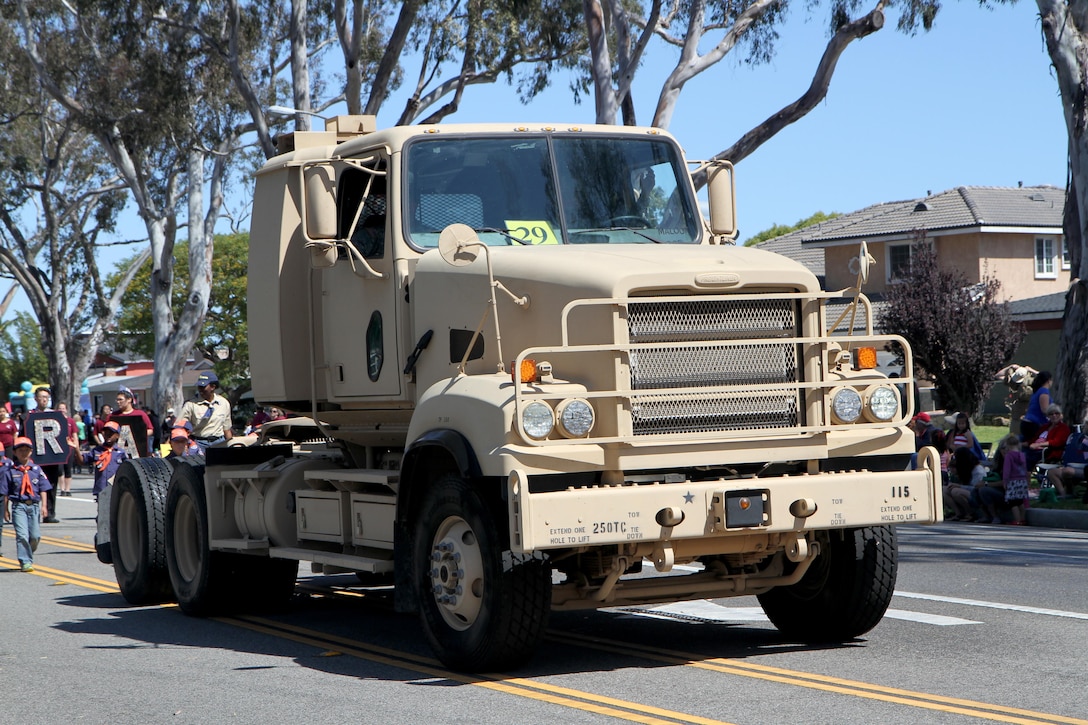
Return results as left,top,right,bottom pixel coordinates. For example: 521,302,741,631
757,526,898,642
414,475,551,671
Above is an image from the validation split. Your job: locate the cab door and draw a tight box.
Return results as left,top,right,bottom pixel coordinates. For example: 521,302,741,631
321,155,402,400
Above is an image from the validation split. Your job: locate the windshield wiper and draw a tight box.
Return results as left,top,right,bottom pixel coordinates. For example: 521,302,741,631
570,226,663,244
476,227,529,245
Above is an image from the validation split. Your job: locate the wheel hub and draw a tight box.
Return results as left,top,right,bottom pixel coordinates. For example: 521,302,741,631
428,516,484,631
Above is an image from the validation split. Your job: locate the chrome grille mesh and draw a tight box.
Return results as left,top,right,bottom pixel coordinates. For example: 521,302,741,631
628,299,795,342
628,299,800,435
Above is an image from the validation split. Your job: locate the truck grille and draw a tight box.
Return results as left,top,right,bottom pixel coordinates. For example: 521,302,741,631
628,299,800,435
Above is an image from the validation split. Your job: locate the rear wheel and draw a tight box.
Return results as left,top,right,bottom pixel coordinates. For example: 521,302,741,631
757,526,897,642
110,458,174,604
414,474,551,671
166,459,296,615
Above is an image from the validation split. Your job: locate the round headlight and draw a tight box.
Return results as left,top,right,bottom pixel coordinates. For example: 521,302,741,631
557,398,595,438
831,387,863,424
866,385,899,422
521,401,554,440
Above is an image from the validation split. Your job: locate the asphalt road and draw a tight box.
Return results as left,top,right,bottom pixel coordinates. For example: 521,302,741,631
2,473,1086,725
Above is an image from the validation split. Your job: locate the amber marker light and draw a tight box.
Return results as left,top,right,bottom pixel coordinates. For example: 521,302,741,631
852,346,878,370
738,497,752,510
512,358,538,383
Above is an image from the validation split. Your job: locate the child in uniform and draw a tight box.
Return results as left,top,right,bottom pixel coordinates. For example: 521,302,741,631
3,437,52,572
83,421,127,496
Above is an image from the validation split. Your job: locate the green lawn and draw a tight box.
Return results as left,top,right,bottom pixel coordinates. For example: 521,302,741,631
973,425,1009,448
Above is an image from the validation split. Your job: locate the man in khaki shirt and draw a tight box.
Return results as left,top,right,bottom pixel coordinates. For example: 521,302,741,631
180,371,233,448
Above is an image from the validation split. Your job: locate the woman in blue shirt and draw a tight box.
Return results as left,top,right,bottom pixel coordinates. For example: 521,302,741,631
1021,370,1052,444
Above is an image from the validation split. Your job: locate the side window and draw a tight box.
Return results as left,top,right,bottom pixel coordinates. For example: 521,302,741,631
338,162,387,259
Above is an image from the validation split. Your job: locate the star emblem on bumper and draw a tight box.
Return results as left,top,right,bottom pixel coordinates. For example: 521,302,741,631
683,491,694,504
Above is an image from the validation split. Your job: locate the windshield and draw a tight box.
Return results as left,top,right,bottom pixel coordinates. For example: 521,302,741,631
404,134,702,248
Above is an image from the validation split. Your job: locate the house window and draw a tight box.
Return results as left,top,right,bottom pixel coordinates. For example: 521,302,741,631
1035,237,1057,279
1062,237,1071,271
887,244,912,282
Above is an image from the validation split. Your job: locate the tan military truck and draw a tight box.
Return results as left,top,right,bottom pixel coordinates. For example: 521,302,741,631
101,117,942,672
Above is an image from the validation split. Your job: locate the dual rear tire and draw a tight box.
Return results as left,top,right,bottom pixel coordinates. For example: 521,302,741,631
165,459,297,615
109,457,296,614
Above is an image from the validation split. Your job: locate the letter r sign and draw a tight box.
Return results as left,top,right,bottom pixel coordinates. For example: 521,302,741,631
28,411,70,466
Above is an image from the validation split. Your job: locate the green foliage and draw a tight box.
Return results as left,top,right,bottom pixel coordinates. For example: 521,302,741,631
0,313,49,398
109,234,250,391
743,211,840,247
880,243,1025,417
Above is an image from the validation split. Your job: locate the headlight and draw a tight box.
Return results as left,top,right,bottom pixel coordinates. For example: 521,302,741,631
521,401,554,439
831,387,862,424
557,398,594,438
865,385,899,422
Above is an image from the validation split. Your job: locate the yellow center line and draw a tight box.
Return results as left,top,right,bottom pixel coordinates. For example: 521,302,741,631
552,631,1086,725
15,559,1080,725
2,528,98,552
230,615,731,725
0,557,121,593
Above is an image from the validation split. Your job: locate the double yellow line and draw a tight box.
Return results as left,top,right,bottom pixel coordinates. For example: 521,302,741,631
549,631,1087,725
229,614,731,725
7,535,1086,725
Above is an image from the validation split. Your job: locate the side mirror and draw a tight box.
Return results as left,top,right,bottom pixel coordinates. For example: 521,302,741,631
706,160,737,241
302,163,338,241
300,163,339,268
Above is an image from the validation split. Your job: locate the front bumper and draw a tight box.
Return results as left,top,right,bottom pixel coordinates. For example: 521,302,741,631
508,446,941,553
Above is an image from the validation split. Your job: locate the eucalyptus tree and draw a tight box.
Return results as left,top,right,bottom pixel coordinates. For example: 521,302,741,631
0,21,146,410
12,0,271,415
312,0,586,125
580,0,936,187
1038,0,1088,424
109,235,251,405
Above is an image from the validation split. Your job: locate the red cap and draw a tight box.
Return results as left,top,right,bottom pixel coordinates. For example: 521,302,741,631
13,436,32,449
912,412,931,424
103,421,121,434
170,427,190,441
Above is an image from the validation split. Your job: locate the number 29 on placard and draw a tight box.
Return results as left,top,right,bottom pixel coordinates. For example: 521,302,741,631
505,220,558,245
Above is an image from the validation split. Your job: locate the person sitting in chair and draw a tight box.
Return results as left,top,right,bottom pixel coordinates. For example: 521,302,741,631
1027,404,1071,471
1046,423,1088,498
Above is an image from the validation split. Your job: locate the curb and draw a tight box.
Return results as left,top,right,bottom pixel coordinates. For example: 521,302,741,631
1025,507,1088,531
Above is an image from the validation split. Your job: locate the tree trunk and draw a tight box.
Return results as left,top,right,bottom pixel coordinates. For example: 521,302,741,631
290,0,312,130
1039,0,1088,422
584,0,619,124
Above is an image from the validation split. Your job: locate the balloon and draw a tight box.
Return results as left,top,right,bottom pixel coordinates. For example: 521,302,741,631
20,381,32,392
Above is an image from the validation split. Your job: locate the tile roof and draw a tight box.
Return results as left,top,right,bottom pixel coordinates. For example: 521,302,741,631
756,233,826,278
758,185,1065,250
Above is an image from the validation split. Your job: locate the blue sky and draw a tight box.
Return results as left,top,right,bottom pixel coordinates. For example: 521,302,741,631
375,0,1065,243
2,1,1065,319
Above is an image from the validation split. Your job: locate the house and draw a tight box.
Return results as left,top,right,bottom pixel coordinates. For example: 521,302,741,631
759,185,1068,416
758,185,1067,299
